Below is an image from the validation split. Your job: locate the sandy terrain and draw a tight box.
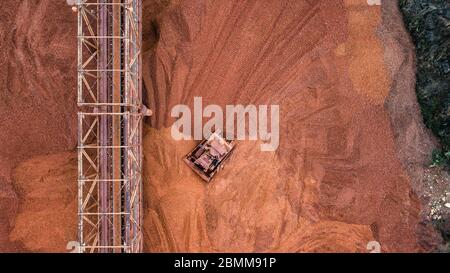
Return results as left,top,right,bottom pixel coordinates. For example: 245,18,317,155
141,0,441,252
0,0,77,252
10,152,77,252
1,0,444,252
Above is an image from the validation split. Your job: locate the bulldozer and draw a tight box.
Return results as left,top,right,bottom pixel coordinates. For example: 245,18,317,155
184,131,236,182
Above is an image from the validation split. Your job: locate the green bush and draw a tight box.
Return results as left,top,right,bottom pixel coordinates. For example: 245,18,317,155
431,149,449,167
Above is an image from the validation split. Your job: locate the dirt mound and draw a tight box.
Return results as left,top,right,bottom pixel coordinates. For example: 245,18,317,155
0,0,77,251
141,0,440,252
0,0,77,161
143,127,375,252
9,152,77,252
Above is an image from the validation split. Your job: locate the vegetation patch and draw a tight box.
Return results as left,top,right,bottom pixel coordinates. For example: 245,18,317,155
399,0,450,168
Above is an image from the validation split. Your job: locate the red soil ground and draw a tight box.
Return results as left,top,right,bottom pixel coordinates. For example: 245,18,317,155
0,0,77,252
0,0,443,252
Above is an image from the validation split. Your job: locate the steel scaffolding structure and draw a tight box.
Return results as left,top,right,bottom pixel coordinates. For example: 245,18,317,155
76,0,143,253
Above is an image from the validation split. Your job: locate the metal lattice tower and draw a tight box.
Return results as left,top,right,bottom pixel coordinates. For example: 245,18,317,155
77,0,143,253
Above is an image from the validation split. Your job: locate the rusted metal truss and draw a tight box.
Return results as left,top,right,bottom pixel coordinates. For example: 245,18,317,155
77,0,143,253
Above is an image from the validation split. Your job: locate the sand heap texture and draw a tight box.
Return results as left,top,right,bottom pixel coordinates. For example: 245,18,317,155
10,152,77,252
0,0,77,252
141,0,441,252
1,0,444,252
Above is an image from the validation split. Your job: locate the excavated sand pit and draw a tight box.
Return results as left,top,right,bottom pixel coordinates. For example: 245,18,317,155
0,0,445,252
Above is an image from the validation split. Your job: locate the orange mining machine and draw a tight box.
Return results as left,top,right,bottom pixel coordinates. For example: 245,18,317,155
184,132,236,182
